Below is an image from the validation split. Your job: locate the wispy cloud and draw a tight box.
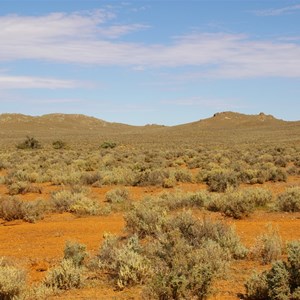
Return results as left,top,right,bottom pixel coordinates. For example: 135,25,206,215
161,97,245,110
1,11,300,78
254,4,300,16
0,76,81,89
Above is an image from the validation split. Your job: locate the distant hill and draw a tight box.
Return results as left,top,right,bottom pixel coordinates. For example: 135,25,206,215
0,112,299,145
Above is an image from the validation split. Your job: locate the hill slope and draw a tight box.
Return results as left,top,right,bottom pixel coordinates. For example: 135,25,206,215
0,111,299,145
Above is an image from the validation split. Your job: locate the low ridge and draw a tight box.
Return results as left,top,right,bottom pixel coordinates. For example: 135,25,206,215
0,112,299,145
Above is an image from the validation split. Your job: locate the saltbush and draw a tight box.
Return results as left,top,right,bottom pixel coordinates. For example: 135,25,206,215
0,258,26,300
277,187,300,212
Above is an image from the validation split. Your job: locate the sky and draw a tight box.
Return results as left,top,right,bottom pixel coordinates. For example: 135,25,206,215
0,0,300,125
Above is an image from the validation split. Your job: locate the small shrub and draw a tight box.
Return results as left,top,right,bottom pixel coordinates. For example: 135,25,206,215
207,169,239,192
52,140,66,149
0,196,23,221
266,261,290,300
21,199,47,223
80,172,102,186
243,188,273,207
0,196,46,223
64,241,87,267
250,224,282,264
44,259,83,290
105,188,129,204
125,201,167,238
162,176,176,188
287,241,300,292
101,141,117,149
69,196,100,216
245,240,300,300
277,187,300,212
8,182,42,195
174,169,193,183
143,231,229,300
0,258,26,300
245,271,269,300
222,191,255,219
50,190,76,213
98,234,150,289
17,136,41,149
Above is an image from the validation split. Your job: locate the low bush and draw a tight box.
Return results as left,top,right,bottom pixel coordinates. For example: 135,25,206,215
0,196,46,223
44,259,83,290
101,141,117,149
166,212,248,259
64,241,87,267
69,196,100,216
80,172,102,186
16,136,41,149
52,140,66,149
8,182,42,195
277,187,300,212
245,241,300,300
250,224,282,265
222,191,256,219
156,190,211,210
125,201,167,238
50,189,100,216
143,230,230,300
105,188,129,204
206,169,239,192
0,258,26,300
98,234,150,289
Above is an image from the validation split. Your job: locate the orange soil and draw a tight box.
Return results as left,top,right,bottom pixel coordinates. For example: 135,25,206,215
0,174,299,299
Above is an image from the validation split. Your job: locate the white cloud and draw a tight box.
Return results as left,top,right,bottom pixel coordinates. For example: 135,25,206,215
0,76,80,89
254,4,300,16
1,11,300,78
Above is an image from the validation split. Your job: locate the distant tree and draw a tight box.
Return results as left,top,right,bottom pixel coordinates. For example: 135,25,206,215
101,141,117,149
17,136,41,149
52,140,66,149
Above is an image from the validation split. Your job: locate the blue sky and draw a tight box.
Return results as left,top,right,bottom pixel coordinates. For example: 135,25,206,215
0,0,300,125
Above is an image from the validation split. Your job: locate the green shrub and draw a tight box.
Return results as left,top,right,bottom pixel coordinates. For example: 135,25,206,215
277,187,300,212
0,196,23,221
16,136,41,149
156,190,211,210
266,261,290,300
222,191,255,219
44,259,83,290
50,190,76,213
52,140,66,149
243,188,273,207
80,172,102,186
174,169,193,183
245,271,269,300
105,188,129,204
125,201,167,238
207,169,239,192
162,176,176,188
0,258,26,300
134,169,170,187
64,241,87,267
21,199,47,223
245,241,300,300
8,182,42,195
69,196,100,216
101,141,117,149
98,234,150,289
287,241,300,292
250,224,282,264
143,230,229,300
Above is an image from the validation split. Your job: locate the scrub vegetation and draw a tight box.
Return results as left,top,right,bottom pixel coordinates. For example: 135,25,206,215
0,112,299,299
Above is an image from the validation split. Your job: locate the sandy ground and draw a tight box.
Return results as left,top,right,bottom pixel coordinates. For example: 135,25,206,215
0,174,299,299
